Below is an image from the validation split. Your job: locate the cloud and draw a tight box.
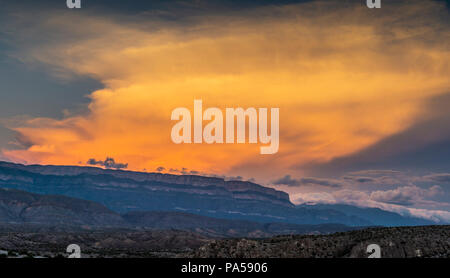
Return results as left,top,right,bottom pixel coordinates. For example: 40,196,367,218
423,173,450,183
156,166,165,172
343,176,376,183
87,157,128,170
299,177,343,188
0,0,449,182
165,167,246,181
273,175,343,188
209,174,245,181
305,93,450,176
369,185,442,206
293,192,336,205
333,190,371,203
169,168,189,175
286,169,450,223
346,170,402,177
293,187,450,223
272,175,300,186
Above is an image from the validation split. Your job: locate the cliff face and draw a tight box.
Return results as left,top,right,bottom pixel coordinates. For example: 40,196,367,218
0,161,304,224
0,161,291,207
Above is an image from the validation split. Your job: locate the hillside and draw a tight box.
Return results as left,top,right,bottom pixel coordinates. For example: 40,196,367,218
0,188,359,238
0,188,125,227
1,225,447,258
191,225,450,258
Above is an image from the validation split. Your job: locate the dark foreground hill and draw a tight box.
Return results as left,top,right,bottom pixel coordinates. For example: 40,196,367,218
0,226,210,258
0,225,447,258
0,161,435,226
191,225,450,258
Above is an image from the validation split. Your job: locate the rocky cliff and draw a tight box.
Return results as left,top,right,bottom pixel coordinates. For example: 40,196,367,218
0,161,291,207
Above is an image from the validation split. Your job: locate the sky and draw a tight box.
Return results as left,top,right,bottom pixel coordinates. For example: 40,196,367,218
0,0,449,222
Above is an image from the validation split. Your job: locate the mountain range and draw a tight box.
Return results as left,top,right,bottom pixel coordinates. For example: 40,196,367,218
0,161,436,229
0,188,358,237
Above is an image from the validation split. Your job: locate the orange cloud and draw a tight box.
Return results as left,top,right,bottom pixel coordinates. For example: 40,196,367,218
2,1,450,181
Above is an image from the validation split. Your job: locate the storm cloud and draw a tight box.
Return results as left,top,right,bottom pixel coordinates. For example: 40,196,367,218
305,93,450,176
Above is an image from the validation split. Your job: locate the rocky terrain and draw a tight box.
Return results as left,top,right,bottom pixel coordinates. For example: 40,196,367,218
0,225,447,258
0,226,210,258
191,225,450,258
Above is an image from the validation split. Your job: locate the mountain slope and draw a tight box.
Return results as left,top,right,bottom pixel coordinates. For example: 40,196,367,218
0,161,435,226
298,204,433,226
0,188,125,226
123,211,359,237
0,188,359,237
191,225,450,258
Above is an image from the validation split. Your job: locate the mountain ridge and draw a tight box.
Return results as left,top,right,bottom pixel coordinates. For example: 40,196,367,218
0,188,125,227
0,161,291,206
0,161,436,226
0,188,362,238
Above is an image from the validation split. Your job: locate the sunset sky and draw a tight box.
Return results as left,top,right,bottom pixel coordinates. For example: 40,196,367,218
0,0,449,222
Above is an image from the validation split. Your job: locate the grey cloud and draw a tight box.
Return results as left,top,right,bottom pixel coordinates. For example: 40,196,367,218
168,167,198,175
346,170,402,177
12,133,35,149
272,175,300,186
370,185,442,206
273,175,342,188
290,169,450,222
295,187,450,223
162,167,249,182
169,168,184,174
424,173,450,183
87,157,128,170
370,189,416,206
343,176,376,183
300,177,342,188
355,177,374,183
209,174,244,181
